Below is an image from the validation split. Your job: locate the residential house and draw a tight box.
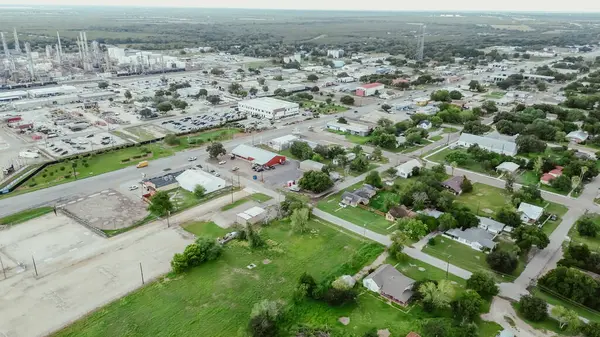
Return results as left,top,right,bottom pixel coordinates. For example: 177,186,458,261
454,133,518,156
441,176,465,195
418,120,432,130
363,264,415,305
417,209,444,219
395,159,423,178
386,205,417,222
495,162,520,175
518,202,544,224
566,130,589,143
477,216,506,234
444,227,497,251
540,166,563,185
341,184,377,207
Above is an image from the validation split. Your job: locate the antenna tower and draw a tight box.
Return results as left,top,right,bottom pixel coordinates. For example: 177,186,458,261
416,24,425,62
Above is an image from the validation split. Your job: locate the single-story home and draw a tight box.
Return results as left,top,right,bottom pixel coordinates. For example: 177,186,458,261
363,264,415,306
541,166,563,185
454,133,517,156
417,209,444,218
441,176,465,195
299,159,325,172
386,205,417,222
495,162,520,175
341,184,377,207
395,159,423,178
143,170,185,193
518,202,544,224
477,216,506,234
444,227,497,251
326,121,372,137
418,120,432,130
566,130,589,143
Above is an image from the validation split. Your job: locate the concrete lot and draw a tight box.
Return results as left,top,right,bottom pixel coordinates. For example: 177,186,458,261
214,155,302,189
0,214,193,337
61,189,148,230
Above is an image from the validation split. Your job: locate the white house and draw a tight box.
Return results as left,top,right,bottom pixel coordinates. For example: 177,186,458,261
418,120,432,130
444,227,497,251
518,202,544,224
477,216,506,234
395,159,423,178
566,130,589,143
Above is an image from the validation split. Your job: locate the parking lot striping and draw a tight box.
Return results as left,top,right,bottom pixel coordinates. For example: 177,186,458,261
88,193,99,198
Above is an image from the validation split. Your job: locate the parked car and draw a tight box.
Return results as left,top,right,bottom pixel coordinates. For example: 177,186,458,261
188,157,197,161
231,167,239,171
129,185,139,191
218,161,227,165
338,202,348,208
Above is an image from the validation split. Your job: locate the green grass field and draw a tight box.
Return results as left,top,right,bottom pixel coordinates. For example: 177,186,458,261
456,183,511,215
317,183,395,235
0,207,54,226
183,221,229,237
429,135,443,142
511,302,578,336
567,214,600,251
53,218,390,337
484,91,506,99
428,148,497,175
519,171,569,196
221,193,273,211
19,144,173,193
532,287,600,324
172,128,241,151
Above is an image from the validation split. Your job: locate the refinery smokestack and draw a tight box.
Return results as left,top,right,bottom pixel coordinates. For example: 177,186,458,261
25,42,35,79
1,32,9,59
13,28,21,53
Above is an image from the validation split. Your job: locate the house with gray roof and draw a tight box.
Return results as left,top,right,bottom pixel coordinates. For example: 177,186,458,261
454,133,517,156
441,176,465,195
518,202,544,224
444,227,497,251
363,264,415,305
341,184,377,207
477,216,506,234
566,130,589,143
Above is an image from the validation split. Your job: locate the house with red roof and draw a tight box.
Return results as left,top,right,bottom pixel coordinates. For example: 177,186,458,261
540,166,563,185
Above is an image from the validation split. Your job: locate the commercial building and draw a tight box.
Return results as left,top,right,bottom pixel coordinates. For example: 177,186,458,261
327,49,344,58
78,91,116,102
27,85,77,98
454,133,518,156
176,169,227,194
326,121,372,137
236,206,267,225
231,144,287,167
143,170,184,192
356,83,385,97
12,94,80,111
268,135,298,151
237,97,299,120
0,90,27,102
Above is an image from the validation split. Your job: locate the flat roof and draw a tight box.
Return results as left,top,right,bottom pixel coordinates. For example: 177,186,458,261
0,90,27,98
359,82,384,89
79,91,116,98
238,97,298,111
27,85,77,95
232,144,282,165
327,121,371,133
271,135,298,144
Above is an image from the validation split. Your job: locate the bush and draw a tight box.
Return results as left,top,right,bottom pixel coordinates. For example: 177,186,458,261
60,166,66,171
42,173,47,178
428,237,437,246
518,295,548,322
170,237,223,273
29,182,37,187
64,175,71,179
49,172,54,176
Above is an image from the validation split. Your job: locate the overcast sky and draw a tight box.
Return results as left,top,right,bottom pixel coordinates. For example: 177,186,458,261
1,0,599,12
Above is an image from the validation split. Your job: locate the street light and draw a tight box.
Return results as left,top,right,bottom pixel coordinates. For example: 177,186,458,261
446,254,452,280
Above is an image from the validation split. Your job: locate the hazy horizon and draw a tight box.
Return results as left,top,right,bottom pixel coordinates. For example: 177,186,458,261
0,0,599,13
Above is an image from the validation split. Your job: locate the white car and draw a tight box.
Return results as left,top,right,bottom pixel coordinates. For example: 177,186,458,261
231,166,239,171
188,156,197,161
129,185,139,191
338,202,348,208
218,161,227,165
214,172,220,177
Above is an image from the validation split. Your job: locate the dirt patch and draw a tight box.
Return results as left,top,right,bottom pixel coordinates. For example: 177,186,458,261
378,329,391,337
338,317,350,325
263,259,272,264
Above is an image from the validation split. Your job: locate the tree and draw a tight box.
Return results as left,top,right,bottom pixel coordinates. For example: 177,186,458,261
495,207,522,228
452,290,483,322
124,90,132,100
164,133,180,146
337,116,348,124
536,82,548,92
551,175,572,193
438,213,458,231
307,74,319,82
273,88,287,96
460,176,473,193
246,224,265,249
486,249,518,274
576,215,600,237
505,173,515,193
449,90,463,100
430,90,451,102
519,295,548,322
206,142,226,159
419,280,455,311
290,141,313,160
423,320,450,337
257,78,266,85
262,85,269,92
197,88,208,97
210,68,224,75
450,206,480,229
552,305,581,331
249,87,258,96
281,194,308,216
481,100,498,114
397,218,428,240
148,191,174,216
351,145,363,155
389,231,408,261
298,170,333,193
290,208,310,233
466,272,499,298
98,81,109,89
248,300,284,337
381,104,392,112
310,86,319,93
349,155,369,173
340,95,355,105
469,80,481,91
582,322,600,337
157,102,173,113
512,225,549,251
193,185,206,199
206,95,221,105
516,135,547,154
171,237,223,273
365,171,383,188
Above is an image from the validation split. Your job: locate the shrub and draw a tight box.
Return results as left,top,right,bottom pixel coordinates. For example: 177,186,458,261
518,295,548,322
64,175,71,179
428,237,437,246
170,237,223,273
49,172,54,176
60,166,66,171
42,173,47,178
29,182,37,187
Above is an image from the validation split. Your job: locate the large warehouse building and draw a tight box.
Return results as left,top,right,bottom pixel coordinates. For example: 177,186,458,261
237,97,299,120
231,144,286,167
356,83,385,97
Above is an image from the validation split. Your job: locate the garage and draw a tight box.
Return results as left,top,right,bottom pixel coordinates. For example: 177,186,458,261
231,144,286,167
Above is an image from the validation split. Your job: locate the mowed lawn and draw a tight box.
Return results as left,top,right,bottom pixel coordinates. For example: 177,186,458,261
172,128,241,151
19,144,173,192
568,214,600,251
317,183,395,235
53,218,386,337
221,193,273,211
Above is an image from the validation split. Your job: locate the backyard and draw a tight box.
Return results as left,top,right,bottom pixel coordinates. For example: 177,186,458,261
427,148,499,176
317,182,395,235
17,144,174,193
53,217,501,337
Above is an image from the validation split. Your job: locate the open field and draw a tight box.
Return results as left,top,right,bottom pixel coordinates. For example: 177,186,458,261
428,148,498,175
0,206,53,226
484,91,507,99
183,221,229,237
533,287,600,324
221,192,272,210
172,128,242,151
456,183,511,215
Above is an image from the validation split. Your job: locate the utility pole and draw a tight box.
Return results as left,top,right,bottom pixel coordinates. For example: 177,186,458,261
0,255,6,279
445,254,451,280
139,263,145,284
231,176,234,203
166,210,170,228
32,256,38,277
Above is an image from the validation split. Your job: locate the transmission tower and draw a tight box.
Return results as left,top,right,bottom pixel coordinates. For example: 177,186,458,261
415,24,425,61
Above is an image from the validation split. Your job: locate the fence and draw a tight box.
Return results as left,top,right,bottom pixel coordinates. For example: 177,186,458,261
59,208,107,238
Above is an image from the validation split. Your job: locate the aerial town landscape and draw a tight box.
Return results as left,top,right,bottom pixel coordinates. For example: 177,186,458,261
3,4,600,337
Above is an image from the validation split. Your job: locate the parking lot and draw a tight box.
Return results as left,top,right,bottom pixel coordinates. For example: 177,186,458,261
158,110,246,133
42,131,128,158
211,155,303,189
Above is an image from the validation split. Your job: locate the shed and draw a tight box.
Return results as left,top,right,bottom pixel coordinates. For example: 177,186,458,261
495,162,520,174
236,206,266,225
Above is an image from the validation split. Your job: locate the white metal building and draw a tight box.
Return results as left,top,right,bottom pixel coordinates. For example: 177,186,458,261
326,121,372,136
27,85,77,98
12,95,80,111
236,206,267,225
176,169,227,194
268,135,298,151
299,160,325,172
237,97,299,120
0,90,27,102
